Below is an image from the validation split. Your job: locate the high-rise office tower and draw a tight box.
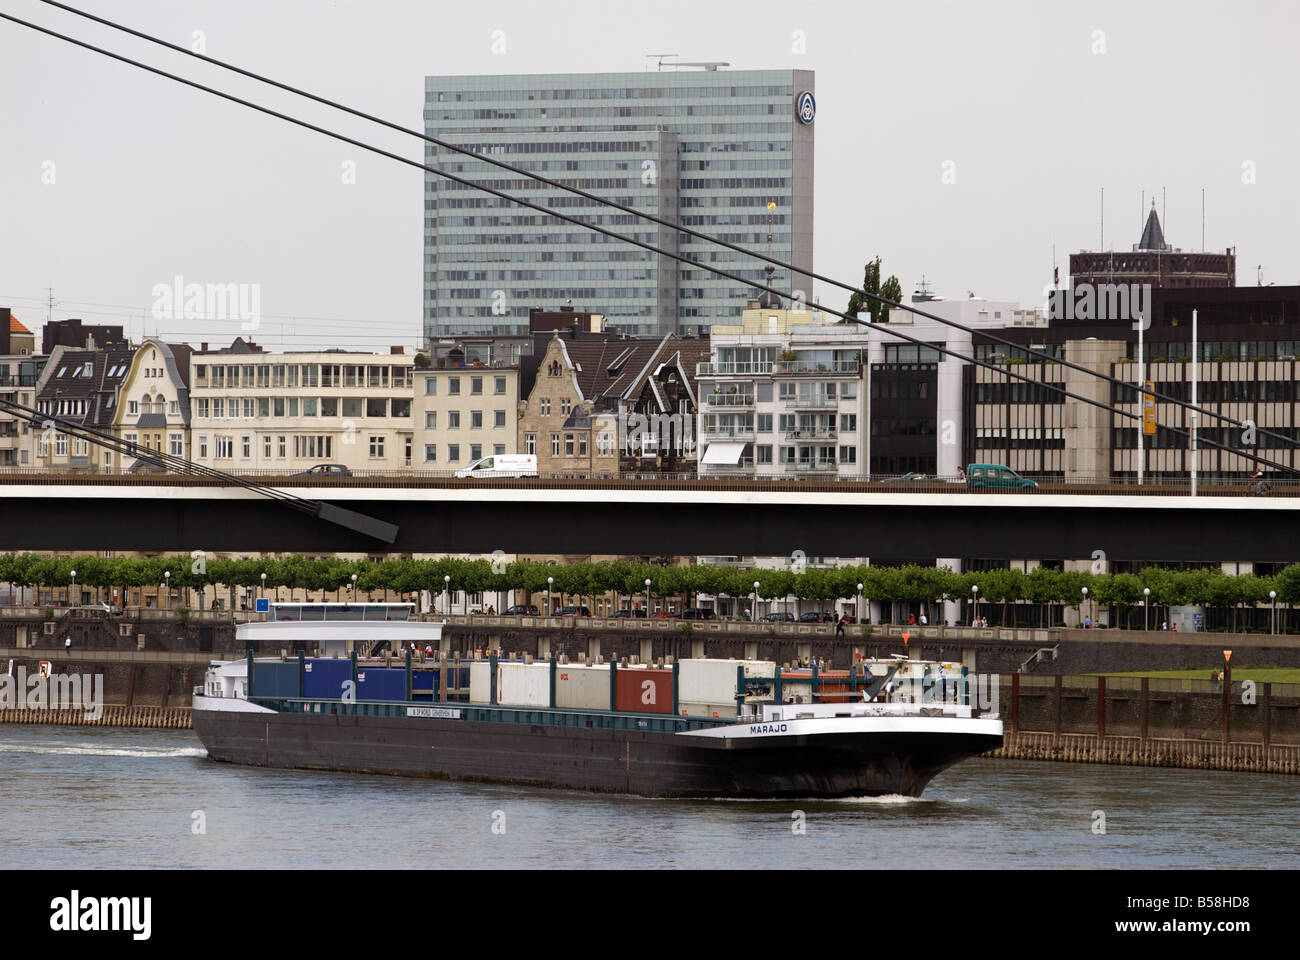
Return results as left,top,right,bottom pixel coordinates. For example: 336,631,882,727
423,68,814,340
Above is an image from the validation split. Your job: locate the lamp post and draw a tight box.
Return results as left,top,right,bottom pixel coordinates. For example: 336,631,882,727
70,568,76,607
446,574,453,615
546,576,553,617
1143,587,1150,631
1270,590,1277,635
350,572,358,606
753,580,760,622
645,578,652,618
1081,586,1089,627
260,572,266,604
857,582,864,625
164,570,170,610
970,584,978,625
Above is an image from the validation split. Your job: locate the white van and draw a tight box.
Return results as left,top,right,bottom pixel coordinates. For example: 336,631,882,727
455,454,538,479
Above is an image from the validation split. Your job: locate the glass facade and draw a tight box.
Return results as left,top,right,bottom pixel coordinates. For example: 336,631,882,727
423,70,814,339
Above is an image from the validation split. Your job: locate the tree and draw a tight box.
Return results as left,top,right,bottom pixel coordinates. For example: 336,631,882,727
845,256,904,324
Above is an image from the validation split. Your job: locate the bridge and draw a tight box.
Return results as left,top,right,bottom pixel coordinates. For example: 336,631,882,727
1,478,1296,561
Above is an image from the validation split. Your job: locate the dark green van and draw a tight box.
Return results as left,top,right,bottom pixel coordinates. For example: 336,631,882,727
966,463,1037,490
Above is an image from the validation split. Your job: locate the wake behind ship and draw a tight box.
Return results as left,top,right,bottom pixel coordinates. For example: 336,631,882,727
192,603,1002,799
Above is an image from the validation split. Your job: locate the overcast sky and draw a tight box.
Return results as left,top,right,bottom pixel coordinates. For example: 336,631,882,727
3,0,1297,352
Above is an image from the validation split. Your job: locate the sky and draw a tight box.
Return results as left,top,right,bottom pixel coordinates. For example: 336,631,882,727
2,0,1298,352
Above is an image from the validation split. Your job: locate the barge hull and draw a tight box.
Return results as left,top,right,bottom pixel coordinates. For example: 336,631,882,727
193,708,1001,799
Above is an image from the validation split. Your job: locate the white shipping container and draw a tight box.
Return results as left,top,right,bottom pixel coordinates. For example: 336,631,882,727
678,659,775,705
468,661,492,703
678,700,738,720
497,661,551,707
555,663,610,710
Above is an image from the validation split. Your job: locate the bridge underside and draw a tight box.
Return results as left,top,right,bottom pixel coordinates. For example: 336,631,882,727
6,496,1296,562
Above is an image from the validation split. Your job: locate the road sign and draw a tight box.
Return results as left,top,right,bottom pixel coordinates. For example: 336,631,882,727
255,598,269,613
1142,380,1157,436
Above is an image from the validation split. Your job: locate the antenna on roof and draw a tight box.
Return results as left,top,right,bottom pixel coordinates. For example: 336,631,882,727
646,54,678,71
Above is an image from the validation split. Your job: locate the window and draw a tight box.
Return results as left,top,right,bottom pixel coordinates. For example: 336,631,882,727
578,435,587,456
278,436,286,458
196,398,209,418
243,398,256,418
540,398,551,416
494,376,506,395
263,436,272,458
424,444,437,462
391,398,411,418
597,432,613,456
170,434,184,457
526,433,536,455
213,398,225,418
494,409,506,429
128,400,139,415
424,378,437,396
757,413,773,432
756,445,773,464
55,434,68,457
471,410,483,430
840,446,857,464
369,436,385,458
551,433,560,456
199,436,208,458
564,434,574,456
215,436,233,459
448,410,460,429
493,444,505,456
779,414,795,433
303,397,318,416
841,382,858,399
470,444,482,460
288,398,298,417
342,398,363,418
448,444,460,462
840,414,857,432
242,436,251,458
258,398,270,417
560,398,571,416
471,376,483,395
367,398,388,418
425,411,437,430
448,377,461,395
320,397,338,417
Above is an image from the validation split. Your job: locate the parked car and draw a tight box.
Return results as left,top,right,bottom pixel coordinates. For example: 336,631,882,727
614,608,647,618
503,604,538,616
966,463,1037,490
881,471,929,483
292,463,352,477
798,611,835,622
680,608,715,620
556,605,592,617
763,611,796,622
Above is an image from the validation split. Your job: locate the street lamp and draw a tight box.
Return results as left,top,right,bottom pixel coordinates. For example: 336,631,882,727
857,582,864,625
546,576,553,616
446,574,453,615
164,570,170,610
753,580,760,622
1081,586,1089,627
350,572,358,606
645,578,652,618
970,584,978,625
1270,590,1277,635
260,572,266,603
1143,587,1151,631
70,568,76,607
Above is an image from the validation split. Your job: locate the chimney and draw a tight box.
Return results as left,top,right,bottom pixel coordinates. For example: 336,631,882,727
390,345,404,354
200,342,208,352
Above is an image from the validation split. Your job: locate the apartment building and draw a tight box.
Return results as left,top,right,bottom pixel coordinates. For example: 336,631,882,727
110,338,192,472
413,364,519,471
0,311,41,468
32,344,135,471
696,304,866,478
189,344,415,473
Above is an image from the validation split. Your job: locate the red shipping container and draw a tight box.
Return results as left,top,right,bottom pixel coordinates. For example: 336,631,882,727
615,668,674,714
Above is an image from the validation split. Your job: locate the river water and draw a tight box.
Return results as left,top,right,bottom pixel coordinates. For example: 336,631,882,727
1,725,1296,869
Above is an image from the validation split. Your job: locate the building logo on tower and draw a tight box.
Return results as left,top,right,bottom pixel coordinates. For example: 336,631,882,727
796,91,816,125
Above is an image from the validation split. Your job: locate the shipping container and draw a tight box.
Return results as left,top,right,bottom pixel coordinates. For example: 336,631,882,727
497,662,551,707
411,670,440,700
781,669,853,703
555,663,610,710
678,659,774,705
468,661,492,703
303,658,352,699
357,667,407,702
250,660,300,699
614,668,673,714
677,700,738,720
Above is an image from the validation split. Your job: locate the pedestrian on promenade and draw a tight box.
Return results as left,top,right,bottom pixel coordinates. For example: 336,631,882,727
64,635,71,653
835,615,846,638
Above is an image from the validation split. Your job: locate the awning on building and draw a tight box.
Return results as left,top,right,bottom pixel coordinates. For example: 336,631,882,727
701,441,747,465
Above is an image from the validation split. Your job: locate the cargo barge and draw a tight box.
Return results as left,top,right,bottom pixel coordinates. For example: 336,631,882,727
191,604,1002,798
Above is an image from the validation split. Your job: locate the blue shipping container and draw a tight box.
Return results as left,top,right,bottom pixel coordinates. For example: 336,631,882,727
411,671,440,692
303,658,353,699
356,667,407,702
251,660,299,699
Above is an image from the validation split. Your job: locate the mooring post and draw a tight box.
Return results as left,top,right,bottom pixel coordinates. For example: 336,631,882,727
1010,672,1019,732
1097,675,1106,739
1053,675,1062,745
1140,677,1149,744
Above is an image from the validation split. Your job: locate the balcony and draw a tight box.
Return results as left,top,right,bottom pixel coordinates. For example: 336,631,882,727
781,427,837,441
773,360,860,376
787,394,838,410
703,425,756,440
697,362,773,377
783,460,839,474
702,393,755,409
